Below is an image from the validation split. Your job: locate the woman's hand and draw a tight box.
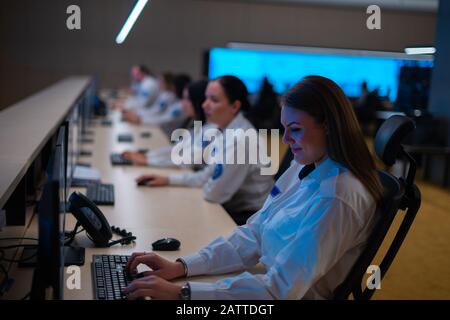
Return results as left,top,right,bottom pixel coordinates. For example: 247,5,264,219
122,151,147,166
111,99,125,111
122,110,141,124
135,174,169,187
123,275,182,300
125,252,186,280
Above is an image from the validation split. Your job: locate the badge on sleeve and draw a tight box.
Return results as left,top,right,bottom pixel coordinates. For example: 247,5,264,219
202,140,210,148
139,91,150,97
270,185,281,197
212,164,223,180
171,109,181,117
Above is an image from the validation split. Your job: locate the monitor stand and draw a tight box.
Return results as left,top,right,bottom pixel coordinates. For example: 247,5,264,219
18,246,85,267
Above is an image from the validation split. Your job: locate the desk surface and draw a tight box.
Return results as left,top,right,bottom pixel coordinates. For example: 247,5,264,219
0,76,92,208
4,110,237,300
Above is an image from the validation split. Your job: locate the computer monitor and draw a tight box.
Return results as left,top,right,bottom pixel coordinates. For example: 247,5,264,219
30,125,67,300
80,80,97,136
207,47,433,102
394,65,432,113
66,105,80,191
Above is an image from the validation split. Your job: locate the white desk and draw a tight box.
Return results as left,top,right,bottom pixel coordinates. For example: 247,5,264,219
4,110,238,300
0,77,92,209
67,111,237,299
0,77,92,298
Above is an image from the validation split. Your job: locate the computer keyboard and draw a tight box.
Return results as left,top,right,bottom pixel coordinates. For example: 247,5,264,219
92,255,138,300
86,183,115,205
110,153,133,166
118,133,133,143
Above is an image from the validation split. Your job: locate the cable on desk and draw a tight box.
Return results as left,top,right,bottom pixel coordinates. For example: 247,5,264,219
0,237,38,264
0,262,11,297
64,221,83,246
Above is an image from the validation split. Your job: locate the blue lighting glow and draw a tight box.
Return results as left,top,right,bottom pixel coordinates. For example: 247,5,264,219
208,48,433,101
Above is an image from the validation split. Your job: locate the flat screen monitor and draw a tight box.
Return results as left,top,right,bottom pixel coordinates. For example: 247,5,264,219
31,124,67,300
207,47,433,102
66,106,80,192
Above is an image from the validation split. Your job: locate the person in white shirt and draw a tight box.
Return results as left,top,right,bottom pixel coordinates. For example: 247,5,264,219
121,79,211,169
122,75,385,300
135,75,274,225
140,72,177,113
122,72,176,123
114,65,159,111
122,74,191,128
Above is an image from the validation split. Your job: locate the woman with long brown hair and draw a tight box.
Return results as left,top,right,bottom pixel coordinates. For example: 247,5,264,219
121,75,384,300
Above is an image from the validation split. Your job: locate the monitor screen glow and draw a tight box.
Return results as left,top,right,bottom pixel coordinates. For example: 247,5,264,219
208,47,433,102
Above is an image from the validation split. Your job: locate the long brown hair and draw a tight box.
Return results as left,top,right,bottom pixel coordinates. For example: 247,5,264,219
282,75,383,204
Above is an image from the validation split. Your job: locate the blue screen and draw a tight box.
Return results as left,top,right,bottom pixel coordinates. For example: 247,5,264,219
208,48,433,102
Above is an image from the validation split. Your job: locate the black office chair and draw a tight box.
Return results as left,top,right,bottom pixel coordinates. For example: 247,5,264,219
333,115,421,300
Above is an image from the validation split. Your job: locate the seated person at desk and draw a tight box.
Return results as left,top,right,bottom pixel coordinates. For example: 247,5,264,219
136,75,274,225
113,65,159,111
122,72,176,122
123,76,384,300
122,74,191,128
121,79,213,169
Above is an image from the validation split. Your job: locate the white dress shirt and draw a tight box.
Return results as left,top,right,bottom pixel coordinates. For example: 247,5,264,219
136,90,177,120
145,123,216,168
138,100,187,127
168,112,273,214
125,76,159,110
181,157,378,299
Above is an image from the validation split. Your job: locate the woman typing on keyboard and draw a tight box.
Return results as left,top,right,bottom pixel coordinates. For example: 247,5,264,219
122,76,384,300
121,79,211,169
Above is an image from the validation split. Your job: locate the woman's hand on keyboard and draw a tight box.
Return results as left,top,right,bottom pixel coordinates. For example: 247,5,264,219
125,252,185,280
123,275,182,300
122,151,147,165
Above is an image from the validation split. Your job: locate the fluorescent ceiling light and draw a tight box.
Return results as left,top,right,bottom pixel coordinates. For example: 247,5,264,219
404,47,436,55
228,42,433,60
115,0,149,44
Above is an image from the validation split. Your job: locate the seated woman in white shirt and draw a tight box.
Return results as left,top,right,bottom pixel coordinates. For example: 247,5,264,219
122,75,385,300
122,74,191,127
121,72,175,123
121,79,211,169
135,75,274,225
113,65,159,111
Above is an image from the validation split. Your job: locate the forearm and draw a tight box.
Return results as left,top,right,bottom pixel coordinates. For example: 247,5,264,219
168,166,212,187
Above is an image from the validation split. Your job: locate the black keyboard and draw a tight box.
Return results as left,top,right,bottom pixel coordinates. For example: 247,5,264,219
140,132,152,138
92,255,137,300
86,183,115,205
79,149,92,157
118,134,133,143
110,153,133,166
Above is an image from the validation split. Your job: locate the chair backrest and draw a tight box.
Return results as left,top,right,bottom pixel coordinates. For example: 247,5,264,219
333,115,422,300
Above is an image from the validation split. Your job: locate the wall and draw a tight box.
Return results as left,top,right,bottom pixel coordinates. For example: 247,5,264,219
429,0,450,146
0,0,436,110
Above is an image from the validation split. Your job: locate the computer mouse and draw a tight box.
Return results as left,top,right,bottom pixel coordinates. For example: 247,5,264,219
137,177,154,186
137,148,149,154
141,132,152,138
151,238,181,251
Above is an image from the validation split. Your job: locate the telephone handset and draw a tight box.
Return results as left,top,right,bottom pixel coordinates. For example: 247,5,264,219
68,191,113,247
68,191,136,248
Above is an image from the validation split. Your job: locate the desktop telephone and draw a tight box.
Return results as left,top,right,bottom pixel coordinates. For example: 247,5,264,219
68,192,135,247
